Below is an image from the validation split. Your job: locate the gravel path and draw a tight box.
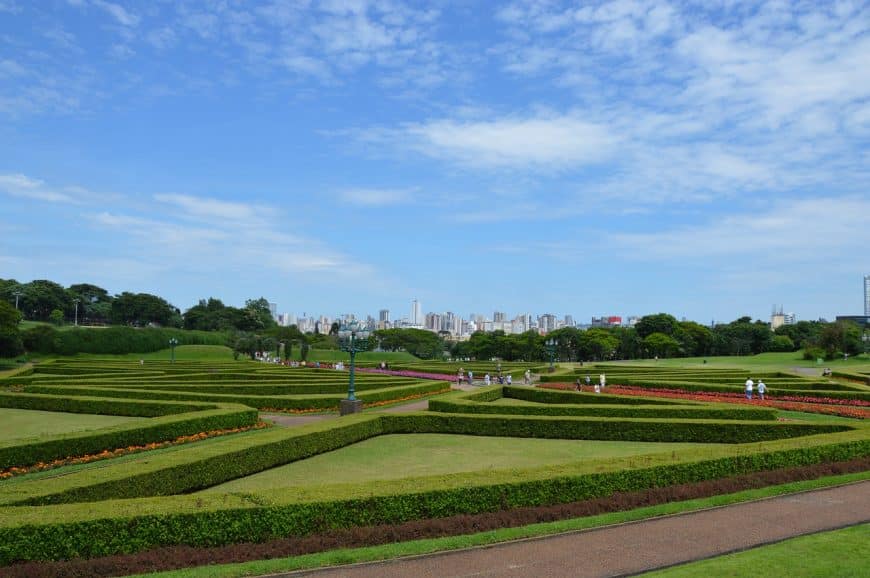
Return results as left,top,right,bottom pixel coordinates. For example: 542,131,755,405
281,481,870,578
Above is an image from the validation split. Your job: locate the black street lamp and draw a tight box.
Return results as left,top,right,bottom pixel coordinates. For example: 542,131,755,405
338,321,370,415
169,338,179,363
545,338,557,372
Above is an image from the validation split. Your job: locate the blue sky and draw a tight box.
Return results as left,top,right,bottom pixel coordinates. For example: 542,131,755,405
1,0,868,323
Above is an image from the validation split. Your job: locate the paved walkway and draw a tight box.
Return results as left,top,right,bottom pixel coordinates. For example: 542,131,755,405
279,481,870,578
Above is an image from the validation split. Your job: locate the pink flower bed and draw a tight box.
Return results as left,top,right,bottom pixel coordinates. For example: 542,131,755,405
356,368,455,382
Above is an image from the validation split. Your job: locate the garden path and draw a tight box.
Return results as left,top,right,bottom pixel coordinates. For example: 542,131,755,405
280,480,870,578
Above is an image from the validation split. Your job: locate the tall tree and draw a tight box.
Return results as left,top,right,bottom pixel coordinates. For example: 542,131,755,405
0,301,24,357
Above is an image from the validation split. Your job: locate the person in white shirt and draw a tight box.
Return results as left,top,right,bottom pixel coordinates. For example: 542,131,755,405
757,379,766,400
745,378,754,400
506,374,512,385
484,373,491,386
599,373,606,389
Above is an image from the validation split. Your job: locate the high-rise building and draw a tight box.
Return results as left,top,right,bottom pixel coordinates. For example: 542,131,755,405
493,311,506,323
269,302,278,321
564,315,574,327
411,299,423,326
865,275,870,316
379,309,390,323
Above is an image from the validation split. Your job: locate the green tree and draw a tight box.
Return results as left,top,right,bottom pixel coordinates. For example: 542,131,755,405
49,309,64,326
110,292,178,326
20,280,70,321
0,301,24,357
635,313,679,339
643,332,681,358
577,328,619,361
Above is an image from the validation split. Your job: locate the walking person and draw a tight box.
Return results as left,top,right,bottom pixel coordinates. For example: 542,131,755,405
484,373,491,386
506,374,512,385
757,379,766,400
585,374,591,389
599,373,606,389
745,377,754,400
575,377,582,392
524,369,531,385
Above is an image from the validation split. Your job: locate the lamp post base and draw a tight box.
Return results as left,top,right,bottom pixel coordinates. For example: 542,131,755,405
339,399,364,416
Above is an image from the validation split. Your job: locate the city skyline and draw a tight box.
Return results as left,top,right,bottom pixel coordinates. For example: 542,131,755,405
1,2,868,323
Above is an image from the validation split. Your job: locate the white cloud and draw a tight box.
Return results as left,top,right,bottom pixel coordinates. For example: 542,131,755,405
610,197,870,260
0,173,75,203
92,0,139,27
401,114,618,169
153,193,266,223
339,188,412,206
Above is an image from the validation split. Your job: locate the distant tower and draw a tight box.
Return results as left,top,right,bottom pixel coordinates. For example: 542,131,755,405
379,309,390,323
865,275,870,316
411,299,422,326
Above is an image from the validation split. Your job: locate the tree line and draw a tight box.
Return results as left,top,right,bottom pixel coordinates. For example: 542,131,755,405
0,279,865,361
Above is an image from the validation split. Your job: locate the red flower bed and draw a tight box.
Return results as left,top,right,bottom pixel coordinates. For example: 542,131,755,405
537,382,869,419
0,422,271,480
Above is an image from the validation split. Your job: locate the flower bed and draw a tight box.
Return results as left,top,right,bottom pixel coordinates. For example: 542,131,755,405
538,383,869,419
0,422,271,480
356,368,456,382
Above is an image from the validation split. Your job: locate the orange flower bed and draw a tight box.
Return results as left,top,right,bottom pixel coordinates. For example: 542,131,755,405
0,421,271,480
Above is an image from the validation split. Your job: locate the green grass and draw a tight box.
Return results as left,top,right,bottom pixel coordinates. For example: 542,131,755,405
286,349,421,363
0,408,143,443
201,434,720,493
132,472,870,578
642,523,869,577
606,352,870,373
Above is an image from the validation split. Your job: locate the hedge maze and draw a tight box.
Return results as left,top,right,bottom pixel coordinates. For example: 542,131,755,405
0,359,867,570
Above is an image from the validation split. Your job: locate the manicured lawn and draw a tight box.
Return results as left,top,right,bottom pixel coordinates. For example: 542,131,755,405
642,523,869,577
0,408,143,443
608,352,870,373
202,434,720,493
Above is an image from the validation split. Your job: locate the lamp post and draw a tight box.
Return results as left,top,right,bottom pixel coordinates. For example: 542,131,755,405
13,291,21,311
545,338,557,373
169,338,178,363
73,299,80,326
338,321,370,415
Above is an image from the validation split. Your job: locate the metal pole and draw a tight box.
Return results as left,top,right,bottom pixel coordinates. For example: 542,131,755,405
74,299,79,326
348,332,357,401
14,292,21,310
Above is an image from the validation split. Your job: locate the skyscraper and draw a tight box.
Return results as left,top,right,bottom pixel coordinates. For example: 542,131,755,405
379,309,390,323
411,299,422,326
865,275,870,316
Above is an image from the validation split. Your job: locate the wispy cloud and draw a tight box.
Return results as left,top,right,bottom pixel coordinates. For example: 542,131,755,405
610,197,870,261
339,188,413,206
0,173,76,203
391,113,618,169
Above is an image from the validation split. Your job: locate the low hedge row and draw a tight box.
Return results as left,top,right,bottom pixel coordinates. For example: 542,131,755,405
0,405,258,471
507,386,678,406
24,380,445,411
14,415,384,506
831,370,870,385
1,435,866,563
379,413,852,444
602,377,870,400
427,399,776,421
0,392,214,417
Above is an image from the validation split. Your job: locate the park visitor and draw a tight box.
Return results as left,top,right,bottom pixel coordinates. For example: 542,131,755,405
575,377,582,392
468,370,473,385
484,373,491,386
745,377,754,400
594,383,601,394
757,379,766,400
599,373,606,389
524,369,531,385
506,374,512,385
585,374,591,389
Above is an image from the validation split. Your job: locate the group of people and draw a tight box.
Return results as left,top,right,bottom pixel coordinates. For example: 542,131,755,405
457,368,514,386
575,373,606,393
744,377,767,400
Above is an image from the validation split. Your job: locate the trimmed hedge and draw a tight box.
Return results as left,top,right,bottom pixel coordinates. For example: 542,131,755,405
0,404,257,471
0,435,867,563
24,380,447,411
379,413,851,444
0,392,213,417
